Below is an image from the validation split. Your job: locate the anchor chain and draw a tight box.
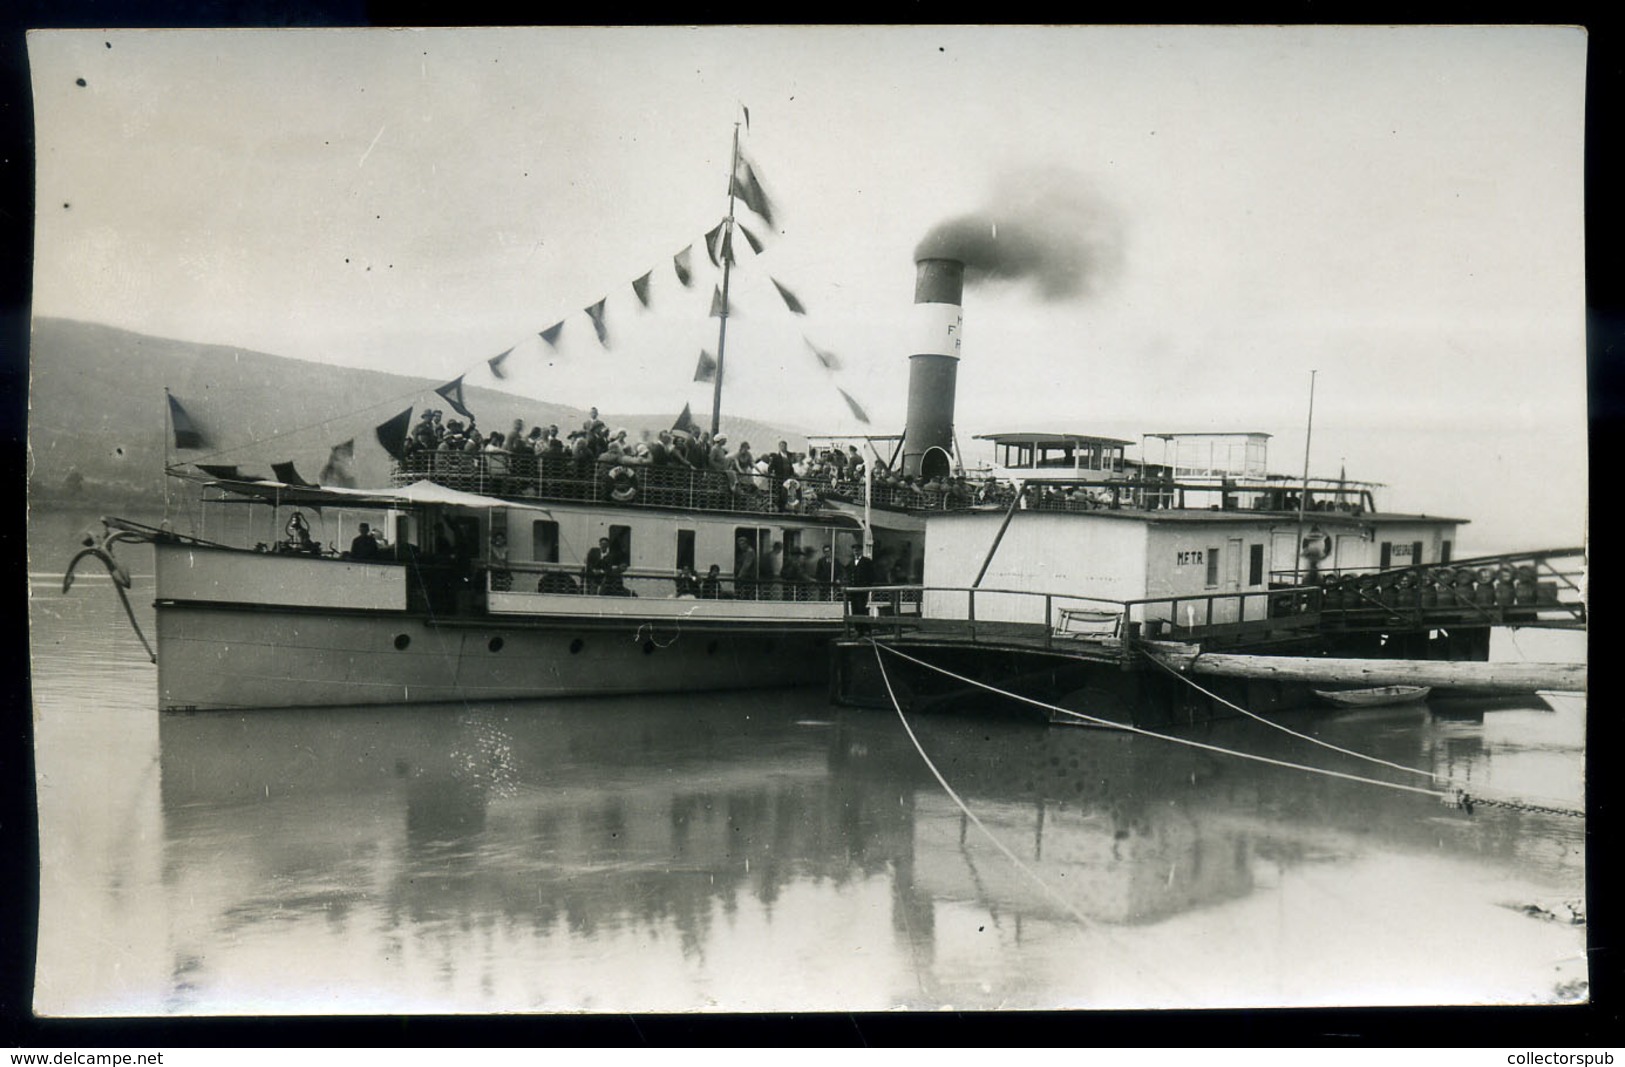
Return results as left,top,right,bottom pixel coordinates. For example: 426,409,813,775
1442,788,1585,819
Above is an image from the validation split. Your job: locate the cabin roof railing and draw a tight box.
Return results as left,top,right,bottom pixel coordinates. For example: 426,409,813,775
975,431,1135,446
1144,430,1273,440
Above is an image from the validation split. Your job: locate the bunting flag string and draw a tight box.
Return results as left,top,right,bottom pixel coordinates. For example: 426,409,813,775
731,155,776,227
837,388,871,425
806,337,842,372
631,271,652,307
539,321,565,347
319,438,358,487
376,407,413,460
771,277,806,315
584,298,610,347
709,285,728,318
435,376,475,421
673,245,694,287
693,349,718,383
487,346,514,380
737,222,766,256
704,222,725,267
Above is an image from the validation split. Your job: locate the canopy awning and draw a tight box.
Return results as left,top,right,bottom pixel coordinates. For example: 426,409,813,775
203,478,553,512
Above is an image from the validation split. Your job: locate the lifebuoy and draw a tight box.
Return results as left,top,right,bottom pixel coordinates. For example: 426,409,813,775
1301,529,1331,561
608,465,637,502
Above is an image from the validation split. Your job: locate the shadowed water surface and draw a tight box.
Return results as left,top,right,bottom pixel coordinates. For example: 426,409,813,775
30,509,1587,1013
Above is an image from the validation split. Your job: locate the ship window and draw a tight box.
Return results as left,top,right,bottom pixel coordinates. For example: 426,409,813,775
532,520,559,563
676,529,696,571
1379,542,1392,570
1248,544,1264,586
1441,540,1452,564
1205,547,1220,587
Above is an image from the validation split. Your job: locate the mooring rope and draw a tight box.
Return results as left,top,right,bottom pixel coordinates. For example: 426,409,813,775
874,640,1448,799
868,639,1192,1002
873,640,1586,820
1141,651,1442,781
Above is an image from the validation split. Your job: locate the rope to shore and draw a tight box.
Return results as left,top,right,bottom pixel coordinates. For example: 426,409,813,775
873,640,1450,801
1139,652,1586,818
868,638,1192,1002
874,640,1586,820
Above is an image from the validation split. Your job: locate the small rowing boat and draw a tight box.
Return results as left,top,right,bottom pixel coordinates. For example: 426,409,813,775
1314,684,1432,708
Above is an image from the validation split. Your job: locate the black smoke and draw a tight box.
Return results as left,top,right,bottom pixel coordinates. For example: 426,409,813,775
914,168,1123,301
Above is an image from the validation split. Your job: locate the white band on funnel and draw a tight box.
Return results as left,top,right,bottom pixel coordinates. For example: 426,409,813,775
910,302,964,359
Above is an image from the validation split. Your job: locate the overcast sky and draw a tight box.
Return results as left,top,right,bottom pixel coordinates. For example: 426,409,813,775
28,26,1588,551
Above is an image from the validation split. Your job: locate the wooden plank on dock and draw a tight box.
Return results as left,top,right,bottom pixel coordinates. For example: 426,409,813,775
1181,653,1585,693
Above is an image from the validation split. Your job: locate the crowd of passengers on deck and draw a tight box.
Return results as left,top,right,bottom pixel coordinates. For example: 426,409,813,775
395,408,1086,514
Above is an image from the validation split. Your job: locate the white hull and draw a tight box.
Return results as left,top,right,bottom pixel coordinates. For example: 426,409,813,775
155,602,835,711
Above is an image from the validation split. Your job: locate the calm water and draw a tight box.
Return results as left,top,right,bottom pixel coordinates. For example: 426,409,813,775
29,508,1589,1014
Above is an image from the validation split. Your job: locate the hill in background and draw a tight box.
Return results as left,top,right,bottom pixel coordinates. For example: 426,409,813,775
27,317,805,508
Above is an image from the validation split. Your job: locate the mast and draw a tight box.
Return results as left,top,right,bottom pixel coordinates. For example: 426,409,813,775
710,121,742,436
1293,369,1317,584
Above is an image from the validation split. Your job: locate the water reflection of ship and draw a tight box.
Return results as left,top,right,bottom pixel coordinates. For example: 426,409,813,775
155,694,1581,995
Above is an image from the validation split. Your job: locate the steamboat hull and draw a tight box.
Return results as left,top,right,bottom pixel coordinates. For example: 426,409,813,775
155,602,835,711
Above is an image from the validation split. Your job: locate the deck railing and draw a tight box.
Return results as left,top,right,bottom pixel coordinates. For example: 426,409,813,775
483,560,845,602
841,582,1325,648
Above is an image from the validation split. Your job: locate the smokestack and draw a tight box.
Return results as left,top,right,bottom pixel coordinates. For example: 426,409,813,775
901,257,964,479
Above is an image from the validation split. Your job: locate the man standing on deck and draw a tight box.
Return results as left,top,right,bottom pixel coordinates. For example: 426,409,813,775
350,522,381,560
734,535,758,600
846,544,875,616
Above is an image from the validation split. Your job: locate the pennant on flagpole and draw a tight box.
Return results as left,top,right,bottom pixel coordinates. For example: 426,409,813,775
741,103,750,131
709,286,728,318
737,222,766,256
771,277,806,315
487,346,514,380
196,463,254,482
319,439,357,487
632,271,652,307
693,349,718,383
272,461,317,487
704,223,725,268
435,376,475,421
376,407,413,460
673,403,702,437
166,392,208,450
584,298,610,346
720,226,734,265
539,321,565,347
673,245,694,287
731,156,776,227
837,388,870,424
806,337,842,372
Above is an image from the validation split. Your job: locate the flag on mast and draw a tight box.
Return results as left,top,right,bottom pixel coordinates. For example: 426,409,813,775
693,349,718,383
375,407,413,460
320,439,357,487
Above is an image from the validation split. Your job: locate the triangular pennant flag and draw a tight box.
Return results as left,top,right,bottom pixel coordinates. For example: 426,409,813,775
673,403,702,436
693,349,718,383
195,463,245,481
166,392,208,450
741,103,750,131
737,222,766,256
272,461,316,487
673,245,694,287
720,226,734,265
539,321,565,347
709,285,728,318
771,277,806,315
703,223,725,268
584,298,610,346
376,407,413,460
319,439,357,488
731,155,776,227
487,346,514,380
806,337,842,372
632,271,652,307
837,388,871,425
435,376,475,421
